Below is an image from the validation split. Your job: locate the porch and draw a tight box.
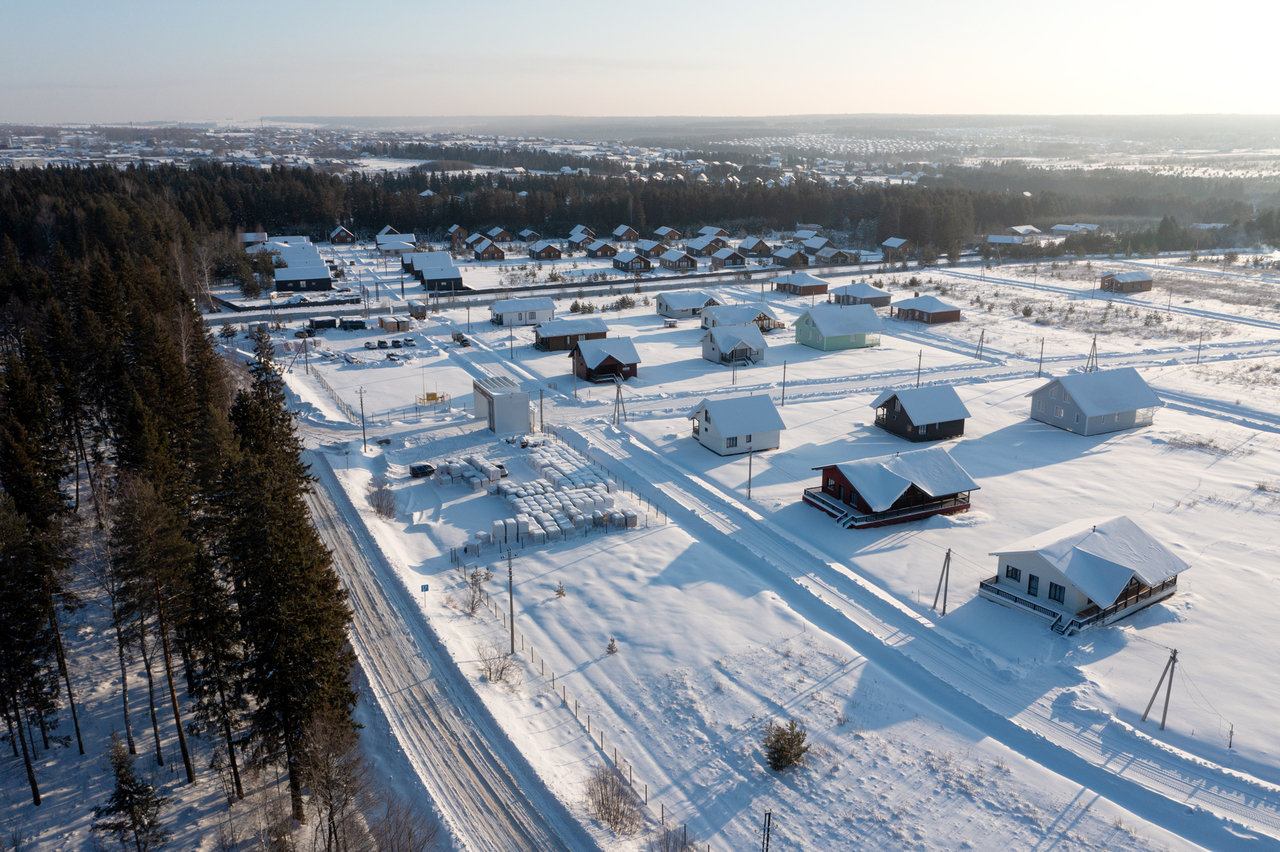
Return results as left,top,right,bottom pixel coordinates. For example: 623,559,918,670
977,576,1178,634
802,487,971,528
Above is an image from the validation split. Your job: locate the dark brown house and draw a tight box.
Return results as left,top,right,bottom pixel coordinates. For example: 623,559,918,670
613,251,652,272
772,246,809,268
528,240,562,260
891,296,961,324
586,240,618,258
534,317,608,351
774,272,828,296
1100,271,1154,293
473,239,505,261
448,224,468,247
571,337,640,383
871,386,971,442
802,446,979,528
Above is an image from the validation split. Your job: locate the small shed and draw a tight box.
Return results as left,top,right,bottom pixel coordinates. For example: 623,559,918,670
687,394,785,456
803,446,978,528
891,295,961,324
794,304,883,351
491,297,555,327
829,281,891,308
406,301,428,320
571,337,641,383
308,316,339,330
613,251,651,273
586,240,618,259
701,323,767,365
339,317,367,331
774,272,828,297
534,317,608,351
379,315,411,333
473,376,532,434
613,225,639,242
871,385,971,442
1027,367,1162,436
528,240,562,261
981,515,1188,633
1100,271,1154,293
659,249,697,271
656,291,720,318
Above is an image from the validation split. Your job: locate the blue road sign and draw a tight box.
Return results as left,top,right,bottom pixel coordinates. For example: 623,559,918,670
420,584,429,592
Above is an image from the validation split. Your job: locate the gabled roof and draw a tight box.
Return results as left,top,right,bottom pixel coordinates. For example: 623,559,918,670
587,240,615,252
536,317,609,337
486,226,509,238
654,226,679,236
703,303,781,324
698,226,727,237
1008,225,1041,235
991,515,1188,606
492,297,554,314
687,394,785,433
378,225,399,236
473,238,497,253
447,224,465,234
1026,367,1162,417
799,303,883,338
613,224,636,237
740,236,769,250
793,230,819,241
615,250,645,264
802,237,832,250
329,226,353,239
1103,270,1153,283
816,247,848,259
409,251,453,270
573,336,640,369
830,281,888,300
773,246,803,259
420,265,462,281
881,237,910,248
529,240,559,252
712,248,744,260
518,228,540,238
701,322,767,351
660,248,695,262
871,385,971,424
637,239,664,252
570,224,592,236
778,272,826,289
687,236,720,250
658,290,719,310
816,446,978,512
893,295,959,314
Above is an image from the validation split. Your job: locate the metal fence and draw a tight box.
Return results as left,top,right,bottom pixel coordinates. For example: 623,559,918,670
313,369,358,423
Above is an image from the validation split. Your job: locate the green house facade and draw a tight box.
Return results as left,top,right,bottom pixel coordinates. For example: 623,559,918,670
795,304,883,351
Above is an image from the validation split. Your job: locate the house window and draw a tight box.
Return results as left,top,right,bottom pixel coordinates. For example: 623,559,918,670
1027,574,1040,597
1037,400,1045,412
1005,565,1021,582
1050,387,1058,399
745,434,753,444
1048,582,1065,604
827,478,836,490
918,425,926,435
1055,407,1065,418
1075,413,1080,423
1063,392,1072,404
726,437,738,449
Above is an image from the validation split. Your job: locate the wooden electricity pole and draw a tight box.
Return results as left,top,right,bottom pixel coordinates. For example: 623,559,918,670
916,350,922,387
1141,649,1178,731
932,548,952,616
781,361,787,406
1038,338,1045,378
507,550,516,655
974,329,985,361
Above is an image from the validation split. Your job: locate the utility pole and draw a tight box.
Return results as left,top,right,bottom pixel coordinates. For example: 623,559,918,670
932,548,952,616
1141,649,1178,731
781,361,787,406
507,550,515,655
1085,334,1099,372
974,329,985,361
747,449,754,500
539,389,544,432
356,387,368,451
1038,338,1045,378
509,326,514,359
916,350,922,388
1196,331,1203,365
467,304,471,332
761,810,772,852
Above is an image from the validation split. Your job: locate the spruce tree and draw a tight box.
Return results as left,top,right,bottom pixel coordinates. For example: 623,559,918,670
92,733,171,852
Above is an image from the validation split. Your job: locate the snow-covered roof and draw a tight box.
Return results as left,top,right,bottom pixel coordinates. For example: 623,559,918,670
570,224,591,236
793,230,819,241
588,240,614,252
799,303,883,338
739,236,768,250
987,235,1022,245
615,250,644,264
637,239,663,252
376,232,412,246
830,281,888,300
473,238,497,253
1026,367,1162,417
699,226,726,237
409,251,453,269
529,240,559,252
881,237,909,248
893,295,959,314
688,393,785,433
1103,271,1153,283
1050,224,1081,233
518,229,539,238
703,303,780,324
274,266,331,283
486,227,509,238
701,322,767,351
871,385,971,424
819,446,979,512
802,237,832,250
613,225,635,237
377,225,398,236
492,297,554,314
712,248,743,260
816,247,847,259
329,226,352,239
536,317,609,337
573,336,640,369
447,224,465,234
659,291,718,310
1008,225,1041,235
773,246,803,259
419,265,462,281
991,515,1188,606
687,236,719,250
661,249,694,262
654,226,679,236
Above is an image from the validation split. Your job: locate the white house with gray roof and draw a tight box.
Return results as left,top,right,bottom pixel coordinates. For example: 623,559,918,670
656,291,721,318
1027,367,1162,436
701,324,767,365
688,394,785,455
490,297,555,327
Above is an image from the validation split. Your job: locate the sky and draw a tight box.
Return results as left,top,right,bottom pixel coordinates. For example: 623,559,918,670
2,0,1278,124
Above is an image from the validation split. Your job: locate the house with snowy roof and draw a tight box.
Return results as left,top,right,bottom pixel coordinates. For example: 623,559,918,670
871,385,971,442
613,251,651,273
473,239,504,261
881,237,914,258
1027,367,1162,436
687,235,728,256
701,303,783,331
698,226,729,238
980,516,1188,633
534,316,608,351
528,240,562,261
801,236,833,255
570,337,640,383
586,240,618,259
701,323,767,366
711,248,746,269
739,236,773,257
890,295,961,324
656,291,720,319
1100,271,1153,293
688,394,785,456
1008,225,1041,236
659,249,697,271
485,226,513,243
815,247,851,265
518,228,541,242
637,239,667,258
829,281,891,308
654,226,682,243
490,297,555,327
329,226,355,244
803,446,978,528
772,246,810,268
792,230,820,242
613,225,638,242
794,304,883,351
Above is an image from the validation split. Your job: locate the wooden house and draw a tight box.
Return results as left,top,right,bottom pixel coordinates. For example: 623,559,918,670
871,385,971,441
448,224,468,247
815,247,850,265
613,251,651,273
518,228,541,243
473,239,505,261
701,303,783,331
801,236,834,255
772,246,810,268
774,272,828,297
739,236,773,257
1027,367,1162,436
586,240,618,259
275,266,333,292
528,240,562,261
891,295,960,324
881,237,914,259
567,233,594,250
659,249,697,271
329,226,356,244
534,316,608,351
794,304,882,351
570,225,596,240
485,227,513,243
687,394,785,456
829,281,891,308
654,226,682,243
491,297,555,327
571,337,640,383
1100,271,1154,293
803,446,978,528
980,516,1188,634
656,291,720,318
701,323,767,365
711,248,746,269
687,236,728,256
612,225,639,242
698,226,729,238
637,239,667,258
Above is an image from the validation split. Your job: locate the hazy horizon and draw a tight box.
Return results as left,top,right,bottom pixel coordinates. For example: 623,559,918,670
3,0,1278,125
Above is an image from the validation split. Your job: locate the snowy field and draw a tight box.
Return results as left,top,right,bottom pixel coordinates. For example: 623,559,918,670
247,259,1280,851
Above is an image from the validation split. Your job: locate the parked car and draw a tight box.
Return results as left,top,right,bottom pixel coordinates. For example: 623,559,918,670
391,339,403,348
493,463,509,478
377,339,389,349
409,462,436,478
364,341,377,350
294,330,309,338
402,338,417,347
458,336,471,347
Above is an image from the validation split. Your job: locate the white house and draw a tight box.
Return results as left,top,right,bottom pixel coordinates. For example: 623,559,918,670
701,323,767,365
700,303,783,331
656,291,721,318
980,515,1189,633
1027,367,1163,436
490,297,555,327
687,394,785,456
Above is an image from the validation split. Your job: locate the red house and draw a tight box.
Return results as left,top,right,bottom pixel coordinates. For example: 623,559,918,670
570,337,640,383
803,446,978,528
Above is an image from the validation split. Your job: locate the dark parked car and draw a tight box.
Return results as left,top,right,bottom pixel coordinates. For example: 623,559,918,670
409,462,436,478
391,339,404,348
377,339,389,349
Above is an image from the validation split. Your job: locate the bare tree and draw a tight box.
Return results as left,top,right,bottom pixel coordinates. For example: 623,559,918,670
462,568,489,617
649,824,702,852
367,474,398,520
297,708,372,852
368,791,442,852
584,765,642,834
475,642,521,687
